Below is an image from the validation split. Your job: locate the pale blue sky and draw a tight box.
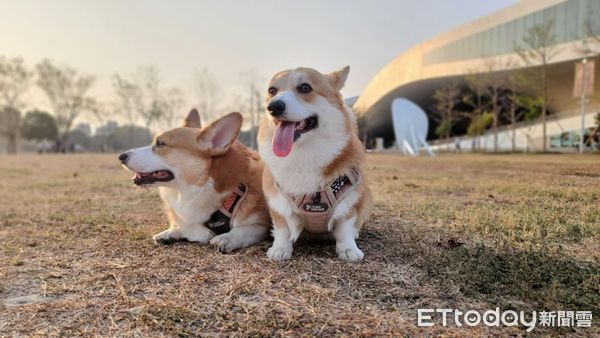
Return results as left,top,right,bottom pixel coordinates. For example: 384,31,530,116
0,0,516,120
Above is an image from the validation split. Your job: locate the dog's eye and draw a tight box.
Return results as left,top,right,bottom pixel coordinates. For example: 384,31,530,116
268,87,278,97
297,83,312,94
155,139,166,148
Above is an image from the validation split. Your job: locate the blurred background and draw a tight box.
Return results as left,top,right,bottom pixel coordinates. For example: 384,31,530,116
0,0,598,154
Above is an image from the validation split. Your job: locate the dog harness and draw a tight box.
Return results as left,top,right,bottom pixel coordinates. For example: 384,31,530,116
204,184,247,235
276,168,362,234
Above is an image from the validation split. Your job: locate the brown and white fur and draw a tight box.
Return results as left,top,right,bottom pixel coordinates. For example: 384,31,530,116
258,66,372,261
120,110,270,252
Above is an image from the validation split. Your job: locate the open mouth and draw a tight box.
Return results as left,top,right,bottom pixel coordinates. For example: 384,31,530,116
132,170,174,185
272,115,318,157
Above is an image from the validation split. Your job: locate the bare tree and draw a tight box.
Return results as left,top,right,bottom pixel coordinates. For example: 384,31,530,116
113,65,168,141
0,56,32,110
478,59,512,152
0,107,21,153
36,59,96,150
576,1,600,58
112,74,140,127
239,70,264,149
134,65,164,133
0,56,32,153
113,74,142,144
431,82,461,143
514,20,560,152
161,87,186,129
193,68,221,125
463,72,488,151
506,70,524,152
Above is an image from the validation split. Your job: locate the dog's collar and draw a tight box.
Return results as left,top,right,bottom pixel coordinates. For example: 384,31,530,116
275,168,361,233
204,184,247,235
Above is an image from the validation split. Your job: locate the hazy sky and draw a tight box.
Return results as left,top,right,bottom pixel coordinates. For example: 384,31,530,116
0,0,516,124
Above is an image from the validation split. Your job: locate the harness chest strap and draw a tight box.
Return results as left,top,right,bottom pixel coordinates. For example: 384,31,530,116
277,168,362,234
204,184,247,235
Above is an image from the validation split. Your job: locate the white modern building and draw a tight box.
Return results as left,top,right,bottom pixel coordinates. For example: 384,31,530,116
354,0,600,152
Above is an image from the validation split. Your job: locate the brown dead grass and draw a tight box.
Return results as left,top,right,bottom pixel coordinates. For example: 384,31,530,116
0,153,598,336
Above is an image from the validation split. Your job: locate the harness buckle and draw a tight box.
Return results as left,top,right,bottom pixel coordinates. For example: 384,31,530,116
312,192,321,203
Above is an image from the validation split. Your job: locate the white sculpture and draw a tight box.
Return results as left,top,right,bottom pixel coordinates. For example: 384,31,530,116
391,98,434,156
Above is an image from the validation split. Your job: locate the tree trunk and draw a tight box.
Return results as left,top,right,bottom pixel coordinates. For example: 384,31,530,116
493,93,498,152
542,104,547,152
511,108,516,153
6,134,17,154
62,121,73,153
60,133,69,153
542,63,548,152
493,114,498,152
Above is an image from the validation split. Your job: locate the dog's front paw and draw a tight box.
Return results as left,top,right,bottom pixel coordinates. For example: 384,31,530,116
336,245,364,262
184,229,213,244
267,244,293,261
210,233,241,253
153,229,182,245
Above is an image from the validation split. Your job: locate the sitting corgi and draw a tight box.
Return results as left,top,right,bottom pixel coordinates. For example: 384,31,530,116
257,66,372,261
119,110,270,252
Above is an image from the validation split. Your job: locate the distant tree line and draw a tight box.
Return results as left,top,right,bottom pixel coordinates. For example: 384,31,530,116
0,108,152,153
0,56,266,154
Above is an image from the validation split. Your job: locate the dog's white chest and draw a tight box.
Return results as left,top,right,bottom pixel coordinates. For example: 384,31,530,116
159,184,224,225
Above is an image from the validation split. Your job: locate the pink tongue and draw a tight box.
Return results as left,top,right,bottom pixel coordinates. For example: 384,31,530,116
272,121,296,157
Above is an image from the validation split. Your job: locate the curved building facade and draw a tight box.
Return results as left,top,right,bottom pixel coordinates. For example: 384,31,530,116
354,0,600,150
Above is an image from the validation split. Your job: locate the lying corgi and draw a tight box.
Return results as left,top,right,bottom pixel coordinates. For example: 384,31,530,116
119,110,270,252
257,66,372,261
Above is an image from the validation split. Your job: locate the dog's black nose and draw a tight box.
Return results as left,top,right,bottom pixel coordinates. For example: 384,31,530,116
267,100,285,117
118,152,128,163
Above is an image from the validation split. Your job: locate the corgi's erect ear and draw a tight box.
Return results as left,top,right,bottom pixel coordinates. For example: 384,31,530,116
326,65,350,92
198,112,243,156
183,108,202,128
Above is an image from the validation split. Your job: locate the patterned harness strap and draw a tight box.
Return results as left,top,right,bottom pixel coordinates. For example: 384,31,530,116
204,184,247,235
276,168,362,234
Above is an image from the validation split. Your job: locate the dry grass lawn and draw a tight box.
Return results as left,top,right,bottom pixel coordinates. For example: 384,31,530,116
0,153,598,336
